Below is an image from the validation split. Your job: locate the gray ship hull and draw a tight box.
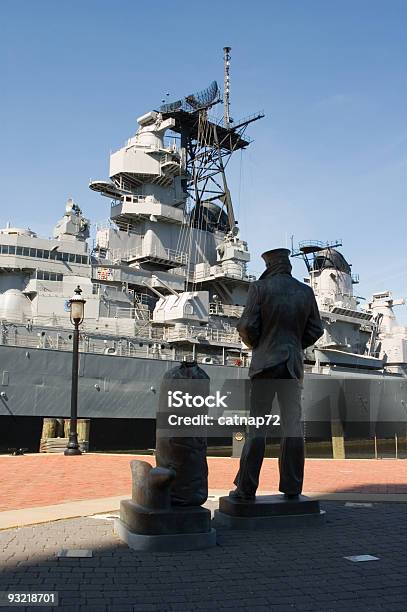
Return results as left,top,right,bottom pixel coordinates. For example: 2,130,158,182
1,346,406,442
0,345,248,419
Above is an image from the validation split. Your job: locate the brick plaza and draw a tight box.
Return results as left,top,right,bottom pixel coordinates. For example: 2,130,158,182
0,455,406,611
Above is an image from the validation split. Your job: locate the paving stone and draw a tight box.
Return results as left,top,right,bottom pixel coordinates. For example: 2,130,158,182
0,502,406,610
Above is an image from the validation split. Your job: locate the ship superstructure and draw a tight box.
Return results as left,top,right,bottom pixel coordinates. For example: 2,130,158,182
292,241,407,375
86,73,264,365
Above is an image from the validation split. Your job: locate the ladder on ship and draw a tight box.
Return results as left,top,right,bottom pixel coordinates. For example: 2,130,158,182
134,293,150,321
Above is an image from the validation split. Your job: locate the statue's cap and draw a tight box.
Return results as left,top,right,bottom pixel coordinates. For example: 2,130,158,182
261,248,291,267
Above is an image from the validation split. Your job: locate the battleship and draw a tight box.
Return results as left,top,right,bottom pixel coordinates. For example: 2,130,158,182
1,48,407,455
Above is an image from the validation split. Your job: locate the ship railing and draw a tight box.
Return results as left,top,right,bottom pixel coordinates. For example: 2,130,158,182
31,314,71,327
83,286,151,310
297,239,343,251
82,339,171,359
95,220,143,238
0,330,78,352
0,324,165,349
232,109,265,126
168,267,193,279
92,283,137,298
164,324,240,345
111,246,188,266
169,266,257,283
173,347,224,365
192,264,249,282
113,306,151,320
206,109,264,132
0,324,248,365
0,330,169,360
209,303,244,317
160,153,180,165
21,313,159,336
95,220,116,232
134,292,154,306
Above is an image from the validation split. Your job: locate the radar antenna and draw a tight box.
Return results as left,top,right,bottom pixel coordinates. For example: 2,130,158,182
160,81,220,113
223,46,232,128
159,50,264,235
291,240,343,273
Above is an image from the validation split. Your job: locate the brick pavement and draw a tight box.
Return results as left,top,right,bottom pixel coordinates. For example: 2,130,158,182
0,502,406,611
1,454,407,512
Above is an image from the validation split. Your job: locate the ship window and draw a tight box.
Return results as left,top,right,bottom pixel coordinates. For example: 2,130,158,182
36,271,43,279
43,250,49,259
75,254,81,264
37,249,43,258
9,246,15,254
0,245,7,254
69,253,76,263
16,247,23,255
56,251,63,261
62,252,69,262
22,247,29,256
29,248,36,257
43,272,50,280
50,250,57,260
57,274,63,281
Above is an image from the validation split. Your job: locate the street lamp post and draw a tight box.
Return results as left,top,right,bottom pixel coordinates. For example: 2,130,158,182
65,285,86,456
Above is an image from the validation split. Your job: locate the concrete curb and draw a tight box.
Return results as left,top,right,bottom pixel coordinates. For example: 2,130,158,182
0,495,127,531
1,490,407,530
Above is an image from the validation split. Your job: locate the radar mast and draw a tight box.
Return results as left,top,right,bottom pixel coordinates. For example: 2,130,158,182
160,49,264,236
223,46,232,129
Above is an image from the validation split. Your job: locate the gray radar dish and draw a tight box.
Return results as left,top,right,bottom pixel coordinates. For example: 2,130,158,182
160,81,220,114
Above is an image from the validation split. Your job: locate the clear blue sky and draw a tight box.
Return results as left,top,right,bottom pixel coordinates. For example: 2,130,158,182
2,0,407,318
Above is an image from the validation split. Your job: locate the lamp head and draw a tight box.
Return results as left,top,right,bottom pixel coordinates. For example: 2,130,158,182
69,285,86,325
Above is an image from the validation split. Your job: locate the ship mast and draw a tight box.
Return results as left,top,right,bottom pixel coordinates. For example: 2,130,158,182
223,46,232,128
158,50,264,237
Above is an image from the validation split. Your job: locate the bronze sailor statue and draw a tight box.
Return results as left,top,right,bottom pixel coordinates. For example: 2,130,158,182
230,248,323,500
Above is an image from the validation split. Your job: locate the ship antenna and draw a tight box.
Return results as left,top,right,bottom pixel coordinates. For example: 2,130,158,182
223,46,232,128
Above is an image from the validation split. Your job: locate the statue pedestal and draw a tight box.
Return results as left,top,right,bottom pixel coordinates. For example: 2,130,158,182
115,500,216,551
213,494,325,530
